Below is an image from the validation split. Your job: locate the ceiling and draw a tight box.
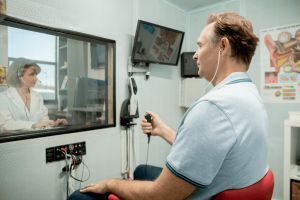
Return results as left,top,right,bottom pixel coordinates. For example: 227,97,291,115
166,0,226,11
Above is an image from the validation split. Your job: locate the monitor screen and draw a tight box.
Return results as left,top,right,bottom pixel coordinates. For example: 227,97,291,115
131,20,184,66
73,76,106,109
72,76,107,124
90,42,108,69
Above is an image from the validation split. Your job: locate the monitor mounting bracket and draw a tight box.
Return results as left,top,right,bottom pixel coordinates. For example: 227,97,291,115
128,56,150,80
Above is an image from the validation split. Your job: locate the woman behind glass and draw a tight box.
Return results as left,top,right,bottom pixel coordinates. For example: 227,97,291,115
0,57,67,131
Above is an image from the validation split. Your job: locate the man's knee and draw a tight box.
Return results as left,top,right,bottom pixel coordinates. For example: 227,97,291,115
134,164,147,180
67,189,86,200
67,189,109,200
134,165,163,181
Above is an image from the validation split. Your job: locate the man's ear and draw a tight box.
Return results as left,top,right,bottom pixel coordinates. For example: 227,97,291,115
220,37,229,54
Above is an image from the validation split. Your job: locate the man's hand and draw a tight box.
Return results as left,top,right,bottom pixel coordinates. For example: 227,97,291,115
80,180,110,194
53,118,68,126
140,111,166,137
141,111,176,145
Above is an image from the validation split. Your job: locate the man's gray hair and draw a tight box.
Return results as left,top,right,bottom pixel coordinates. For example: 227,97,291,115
208,30,221,48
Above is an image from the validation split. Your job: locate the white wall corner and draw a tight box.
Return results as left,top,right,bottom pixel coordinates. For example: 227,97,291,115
185,13,190,52
239,0,246,17
188,0,240,14
160,0,188,14
133,0,139,35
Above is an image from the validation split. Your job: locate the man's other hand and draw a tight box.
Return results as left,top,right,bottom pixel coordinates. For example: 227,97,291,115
80,180,110,194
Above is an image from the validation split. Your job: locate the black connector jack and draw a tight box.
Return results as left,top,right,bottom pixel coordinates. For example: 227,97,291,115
74,155,82,165
62,165,70,172
62,155,82,172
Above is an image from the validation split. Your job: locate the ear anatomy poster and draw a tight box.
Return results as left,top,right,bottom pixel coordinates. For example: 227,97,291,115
260,23,300,103
0,0,6,14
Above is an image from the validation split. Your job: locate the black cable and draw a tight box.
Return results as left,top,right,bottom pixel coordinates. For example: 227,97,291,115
64,153,69,198
128,125,131,176
131,126,136,169
126,126,128,171
144,143,150,180
69,159,90,182
79,153,84,189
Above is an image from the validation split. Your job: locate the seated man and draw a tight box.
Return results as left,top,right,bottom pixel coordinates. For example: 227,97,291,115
68,12,268,200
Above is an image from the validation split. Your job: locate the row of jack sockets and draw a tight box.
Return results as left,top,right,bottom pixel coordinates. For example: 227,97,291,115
46,142,86,163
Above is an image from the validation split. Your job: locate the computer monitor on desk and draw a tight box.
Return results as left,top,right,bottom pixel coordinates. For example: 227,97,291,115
72,76,107,125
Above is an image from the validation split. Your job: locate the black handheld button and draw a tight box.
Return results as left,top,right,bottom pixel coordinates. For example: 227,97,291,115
145,114,151,143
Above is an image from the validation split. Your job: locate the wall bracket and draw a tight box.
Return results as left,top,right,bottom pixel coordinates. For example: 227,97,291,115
128,56,150,79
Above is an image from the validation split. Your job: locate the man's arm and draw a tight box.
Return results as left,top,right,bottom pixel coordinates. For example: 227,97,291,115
140,111,177,145
158,124,176,145
81,166,197,200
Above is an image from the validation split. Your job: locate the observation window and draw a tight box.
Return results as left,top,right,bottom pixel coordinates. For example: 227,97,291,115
0,15,116,143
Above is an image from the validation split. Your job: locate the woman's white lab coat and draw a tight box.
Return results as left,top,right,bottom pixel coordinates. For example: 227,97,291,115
0,87,51,131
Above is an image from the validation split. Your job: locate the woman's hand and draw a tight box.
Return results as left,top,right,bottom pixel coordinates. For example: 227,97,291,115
53,118,68,126
140,110,166,137
34,121,55,128
80,180,110,194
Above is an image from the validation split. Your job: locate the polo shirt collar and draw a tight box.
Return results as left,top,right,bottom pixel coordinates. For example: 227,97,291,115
208,72,251,94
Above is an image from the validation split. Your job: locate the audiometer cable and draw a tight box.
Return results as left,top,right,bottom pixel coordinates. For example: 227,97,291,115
130,125,136,171
144,114,151,180
56,149,69,198
144,143,150,180
79,152,84,189
69,160,90,182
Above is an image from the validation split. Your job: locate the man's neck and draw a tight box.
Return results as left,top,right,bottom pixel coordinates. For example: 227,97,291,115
211,61,246,87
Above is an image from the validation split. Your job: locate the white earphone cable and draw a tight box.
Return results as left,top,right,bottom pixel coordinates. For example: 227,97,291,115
200,49,222,98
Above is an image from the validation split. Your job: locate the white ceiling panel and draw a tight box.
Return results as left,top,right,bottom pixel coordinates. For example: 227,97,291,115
166,0,226,11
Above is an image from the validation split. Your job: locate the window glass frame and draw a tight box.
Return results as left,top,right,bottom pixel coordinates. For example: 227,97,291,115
0,14,116,143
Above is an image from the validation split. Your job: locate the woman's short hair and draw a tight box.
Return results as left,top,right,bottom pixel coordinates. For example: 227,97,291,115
6,57,41,88
206,12,259,70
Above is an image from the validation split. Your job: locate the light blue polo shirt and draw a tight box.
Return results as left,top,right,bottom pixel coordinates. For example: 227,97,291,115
166,72,269,200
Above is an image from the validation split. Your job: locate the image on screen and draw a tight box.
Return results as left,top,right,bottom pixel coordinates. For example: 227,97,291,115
132,21,184,65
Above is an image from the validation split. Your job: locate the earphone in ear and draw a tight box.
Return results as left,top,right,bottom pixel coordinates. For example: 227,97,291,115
17,59,24,77
17,69,23,77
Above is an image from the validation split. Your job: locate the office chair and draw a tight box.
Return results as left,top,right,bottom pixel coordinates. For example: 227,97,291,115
108,169,274,200
214,168,274,200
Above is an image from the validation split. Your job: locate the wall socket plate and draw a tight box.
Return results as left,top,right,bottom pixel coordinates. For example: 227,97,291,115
45,141,86,163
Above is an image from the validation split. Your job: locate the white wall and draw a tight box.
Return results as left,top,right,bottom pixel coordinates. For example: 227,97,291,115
0,1,187,200
3,0,296,199
188,1,300,200
136,0,187,168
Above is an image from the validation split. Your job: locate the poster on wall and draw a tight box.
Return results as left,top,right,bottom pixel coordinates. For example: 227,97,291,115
0,0,6,14
260,23,300,103
0,65,6,85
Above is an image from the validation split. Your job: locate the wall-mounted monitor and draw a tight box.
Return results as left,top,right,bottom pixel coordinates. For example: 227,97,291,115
131,20,185,66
